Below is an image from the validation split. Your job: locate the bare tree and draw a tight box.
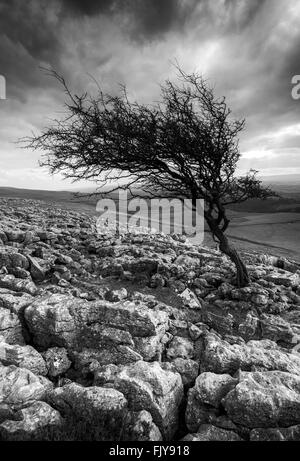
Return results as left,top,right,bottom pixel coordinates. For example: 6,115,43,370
25,68,274,287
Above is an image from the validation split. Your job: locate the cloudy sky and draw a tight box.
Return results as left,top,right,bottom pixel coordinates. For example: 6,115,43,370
0,0,300,190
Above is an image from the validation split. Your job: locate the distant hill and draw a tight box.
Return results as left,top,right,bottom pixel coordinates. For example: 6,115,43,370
0,187,98,214
260,174,300,185
0,185,299,261
1,172,300,215
0,187,75,201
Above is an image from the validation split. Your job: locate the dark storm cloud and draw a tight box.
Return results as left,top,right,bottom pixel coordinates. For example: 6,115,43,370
61,0,199,41
0,0,63,100
120,0,199,42
60,0,267,41
0,0,59,61
0,0,200,100
0,0,273,100
0,0,201,103
61,0,114,16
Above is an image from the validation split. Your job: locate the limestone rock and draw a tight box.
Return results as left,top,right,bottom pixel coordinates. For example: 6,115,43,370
166,336,194,360
189,324,203,341
105,288,128,302
0,341,47,375
0,401,63,441
0,365,52,409
94,360,183,439
165,358,199,387
48,383,127,440
266,272,299,288
42,347,71,377
134,335,163,361
0,249,29,271
0,275,37,296
223,370,300,428
122,410,163,441
1,197,300,442
182,424,242,441
0,307,24,345
27,256,47,282
25,295,169,350
179,288,201,309
201,333,300,376
238,312,260,340
0,288,33,316
185,372,237,432
72,346,143,369
191,372,237,408
260,313,296,345
250,425,300,441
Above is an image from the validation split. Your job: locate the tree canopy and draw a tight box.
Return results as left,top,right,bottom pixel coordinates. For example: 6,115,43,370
25,68,275,287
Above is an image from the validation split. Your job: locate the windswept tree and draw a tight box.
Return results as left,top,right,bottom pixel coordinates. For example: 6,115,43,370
25,68,274,287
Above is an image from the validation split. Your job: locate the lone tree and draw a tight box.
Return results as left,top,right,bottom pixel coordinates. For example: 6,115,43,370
25,68,274,287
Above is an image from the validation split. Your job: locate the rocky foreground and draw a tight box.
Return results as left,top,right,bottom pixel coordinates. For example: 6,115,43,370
0,197,300,441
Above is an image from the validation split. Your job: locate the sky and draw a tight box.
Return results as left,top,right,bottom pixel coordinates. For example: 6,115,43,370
0,0,300,190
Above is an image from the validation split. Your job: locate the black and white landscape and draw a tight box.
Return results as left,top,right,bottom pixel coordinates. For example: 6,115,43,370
0,0,300,444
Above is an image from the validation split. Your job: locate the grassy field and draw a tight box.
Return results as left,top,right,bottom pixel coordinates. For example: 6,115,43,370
209,211,300,262
0,186,299,263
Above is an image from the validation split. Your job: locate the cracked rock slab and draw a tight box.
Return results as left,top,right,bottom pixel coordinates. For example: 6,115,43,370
182,424,242,441
201,333,300,376
25,294,169,350
47,383,127,441
0,401,63,441
185,372,237,432
223,370,300,428
0,340,47,375
0,307,24,345
0,365,52,409
94,360,183,440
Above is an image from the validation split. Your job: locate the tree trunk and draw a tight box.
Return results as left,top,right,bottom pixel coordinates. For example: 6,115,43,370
205,215,250,288
218,235,250,288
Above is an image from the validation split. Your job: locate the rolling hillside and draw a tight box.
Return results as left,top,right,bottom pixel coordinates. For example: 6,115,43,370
0,179,299,262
